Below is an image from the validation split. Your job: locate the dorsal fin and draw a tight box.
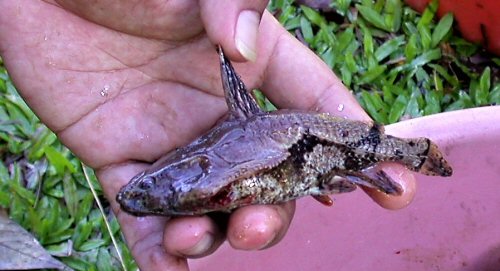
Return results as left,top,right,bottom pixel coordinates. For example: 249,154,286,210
218,45,263,119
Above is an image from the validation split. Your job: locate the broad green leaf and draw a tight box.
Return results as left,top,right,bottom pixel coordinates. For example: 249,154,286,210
53,217,74,237
417,22,432,50
382,85,395,105
332,0,352,15
61,256,93,271
0,190,9,207
28,128,57,160
320,48,335,68
39,198,60,243
300,5,325,27
5,80,38,121
119,241,138,270
340,66,352,87
362,27,374,56
388,94,408,123
345,52,357,72
73,219,93,250
45,187,65,198
0,162,8,182
476,67,491,105
109,216,121,236
78,165,103,193
42,175,62,191
373,0,384,12
418,0,437,27
370,91,389,112
79,239,107,252
415,66,430,84
405,34,418,61
300,16,313,43
27,206,45,241
410,48,441,67
359,65,387,84
356,4,389,31
96,248,114,271
432,69,444,92
9,195,27,225
2,99,33,138
445,91,474,111
75,192,94,222
469,77,479,105
489,84,500,104
45,241,72,257
375,36,404,61
45,228,73,245
283,16,301,30
405,89,422,118
44,146,76,174
335,28,355,54
431,13,454,47
424,91,441,115
63,173,78,218
360,91,387,123
319,24,337,46
385,0,402,32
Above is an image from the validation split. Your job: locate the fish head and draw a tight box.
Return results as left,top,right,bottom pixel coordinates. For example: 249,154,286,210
116,153,216,216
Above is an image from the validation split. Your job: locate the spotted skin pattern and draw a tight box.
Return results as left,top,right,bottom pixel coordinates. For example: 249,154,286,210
117,47,452,216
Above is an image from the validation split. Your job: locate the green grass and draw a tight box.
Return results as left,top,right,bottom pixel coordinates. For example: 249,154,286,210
269,0,499,123
0,63,136,269
0,0,498,270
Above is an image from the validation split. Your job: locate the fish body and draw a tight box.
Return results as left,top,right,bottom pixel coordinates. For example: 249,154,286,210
117,47,452,216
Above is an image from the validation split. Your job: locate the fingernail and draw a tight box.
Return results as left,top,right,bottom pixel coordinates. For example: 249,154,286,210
180,233,214,256
258,231,277,250
235,10,260,62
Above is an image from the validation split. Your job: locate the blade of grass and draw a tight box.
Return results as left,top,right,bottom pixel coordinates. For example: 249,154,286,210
375,36,404,62
356,4,390,32
431,13,453,47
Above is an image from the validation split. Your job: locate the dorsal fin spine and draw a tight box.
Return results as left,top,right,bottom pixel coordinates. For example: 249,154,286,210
218,45,263,119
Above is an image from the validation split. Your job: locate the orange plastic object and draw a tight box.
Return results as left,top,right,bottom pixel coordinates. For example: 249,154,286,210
405,0,500,55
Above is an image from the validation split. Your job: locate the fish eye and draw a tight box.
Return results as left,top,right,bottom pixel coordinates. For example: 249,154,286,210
198,156,211,170
138,177,154,190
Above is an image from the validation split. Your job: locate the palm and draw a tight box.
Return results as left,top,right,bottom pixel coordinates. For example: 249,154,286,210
9,1,240,165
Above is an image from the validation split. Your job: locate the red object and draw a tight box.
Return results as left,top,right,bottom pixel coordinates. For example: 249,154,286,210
405,0,500,55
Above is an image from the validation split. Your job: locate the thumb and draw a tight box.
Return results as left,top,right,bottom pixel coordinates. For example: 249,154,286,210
199,0,269,62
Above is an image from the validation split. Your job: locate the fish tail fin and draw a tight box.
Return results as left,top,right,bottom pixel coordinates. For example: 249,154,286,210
387,137,453,177
417,140,453,177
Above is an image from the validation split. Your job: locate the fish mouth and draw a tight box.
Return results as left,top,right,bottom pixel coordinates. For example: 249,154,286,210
116,172,155,216
116,186,148,216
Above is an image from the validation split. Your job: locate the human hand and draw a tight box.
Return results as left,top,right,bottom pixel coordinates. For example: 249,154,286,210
0,1,416,270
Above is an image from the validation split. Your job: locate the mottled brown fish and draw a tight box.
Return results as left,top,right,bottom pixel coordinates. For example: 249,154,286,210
117,46,452,216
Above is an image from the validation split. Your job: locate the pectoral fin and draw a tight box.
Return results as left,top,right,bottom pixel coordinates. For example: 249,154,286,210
344,169,402,195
